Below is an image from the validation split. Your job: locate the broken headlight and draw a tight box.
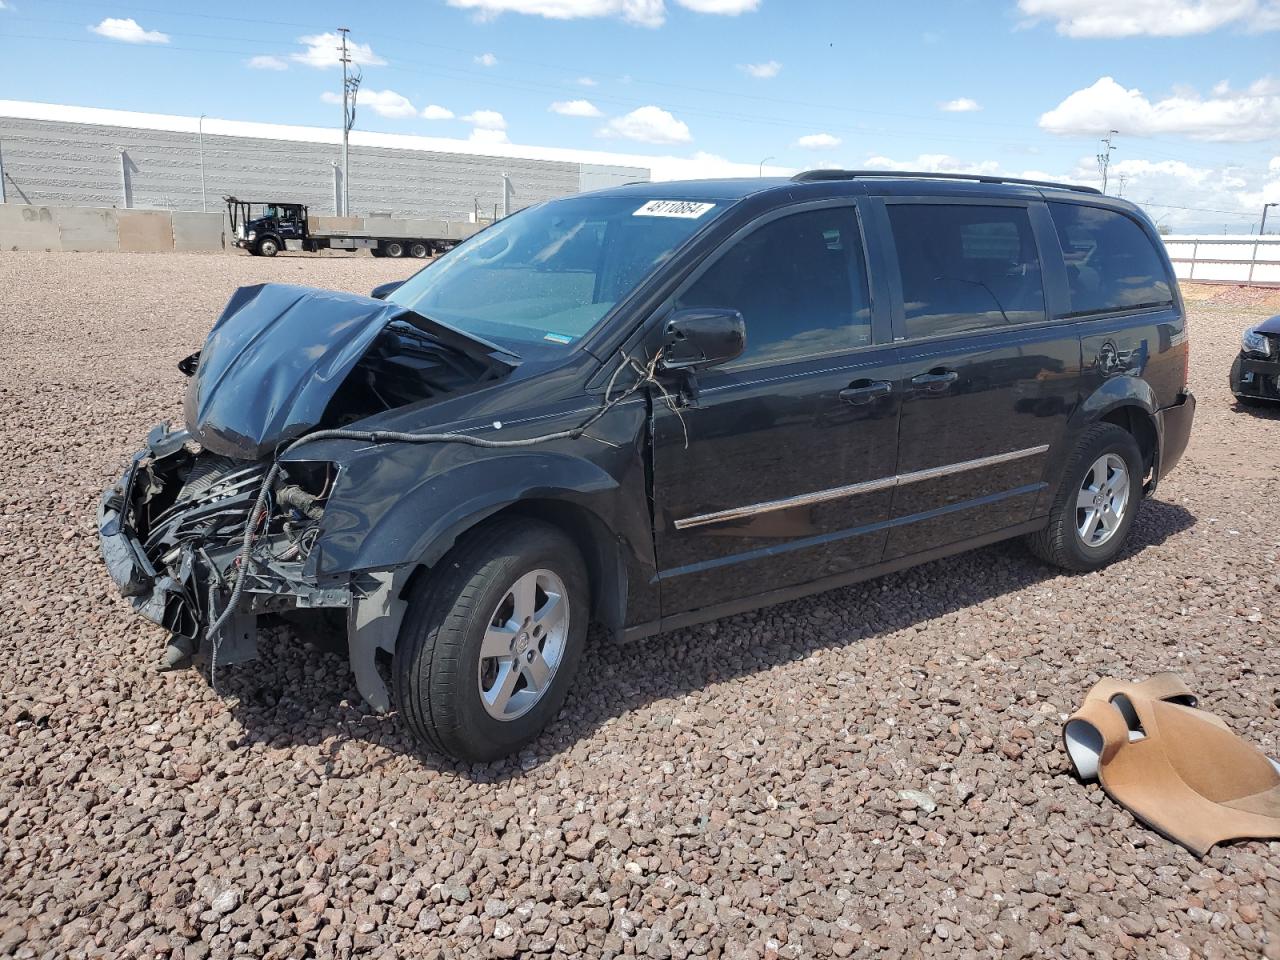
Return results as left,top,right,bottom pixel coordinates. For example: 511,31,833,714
1242,327,1272,357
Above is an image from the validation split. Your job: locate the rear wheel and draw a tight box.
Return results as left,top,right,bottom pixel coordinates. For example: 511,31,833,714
1026,423,1143,571
410,242,429,259
384,240,405,258
393,519,589,762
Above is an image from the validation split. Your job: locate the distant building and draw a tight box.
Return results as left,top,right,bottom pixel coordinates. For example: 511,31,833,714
0,100,656,222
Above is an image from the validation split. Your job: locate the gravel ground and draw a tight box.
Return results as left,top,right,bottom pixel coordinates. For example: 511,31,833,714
1,252,1278,960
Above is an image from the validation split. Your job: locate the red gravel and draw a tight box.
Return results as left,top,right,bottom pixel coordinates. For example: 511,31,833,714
0,254,1277,959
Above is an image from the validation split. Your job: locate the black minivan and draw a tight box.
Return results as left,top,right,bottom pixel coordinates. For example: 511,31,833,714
100,171,1195,761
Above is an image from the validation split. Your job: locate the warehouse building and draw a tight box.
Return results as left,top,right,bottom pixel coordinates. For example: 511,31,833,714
0,100,655,227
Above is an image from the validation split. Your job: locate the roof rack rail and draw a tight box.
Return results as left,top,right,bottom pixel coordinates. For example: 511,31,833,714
791,169,1102,195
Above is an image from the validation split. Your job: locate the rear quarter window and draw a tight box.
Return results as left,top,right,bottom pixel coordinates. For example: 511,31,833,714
1048,203,1173,315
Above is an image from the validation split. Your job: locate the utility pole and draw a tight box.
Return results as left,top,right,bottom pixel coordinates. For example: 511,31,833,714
1096,130,1118,194
197,114,207,212
1117,174,1127,198
338,27,361,216
1263,203,1278,235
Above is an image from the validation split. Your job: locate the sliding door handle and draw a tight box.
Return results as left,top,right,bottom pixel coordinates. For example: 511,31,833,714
909,369,959,393
839,380,893,404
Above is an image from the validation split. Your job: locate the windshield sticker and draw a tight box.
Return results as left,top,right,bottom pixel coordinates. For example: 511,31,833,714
543,332,574,344
633,200,716,219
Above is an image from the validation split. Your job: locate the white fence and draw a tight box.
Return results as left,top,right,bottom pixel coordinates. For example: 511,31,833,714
1163,235,1280,286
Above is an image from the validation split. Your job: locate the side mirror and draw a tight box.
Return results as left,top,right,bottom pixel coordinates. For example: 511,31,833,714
659,308,746,372
370,280,404,301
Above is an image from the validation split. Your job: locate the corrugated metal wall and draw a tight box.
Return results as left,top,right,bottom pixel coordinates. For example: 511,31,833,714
0,117,647,222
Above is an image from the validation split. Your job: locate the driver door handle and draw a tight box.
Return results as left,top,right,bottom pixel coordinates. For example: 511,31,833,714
839,380,893,404
909,368,959,392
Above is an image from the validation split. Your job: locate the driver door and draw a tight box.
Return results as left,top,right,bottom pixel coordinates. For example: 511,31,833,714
649,202,903,616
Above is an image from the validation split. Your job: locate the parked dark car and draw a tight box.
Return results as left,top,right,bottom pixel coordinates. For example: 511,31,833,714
99,171,1195,761
1230,316,1280,404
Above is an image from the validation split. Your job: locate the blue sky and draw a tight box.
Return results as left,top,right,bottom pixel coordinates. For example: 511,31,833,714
2,0,1279,231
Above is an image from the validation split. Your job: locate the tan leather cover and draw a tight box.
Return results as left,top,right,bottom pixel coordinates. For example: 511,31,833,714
1064,674,1280,856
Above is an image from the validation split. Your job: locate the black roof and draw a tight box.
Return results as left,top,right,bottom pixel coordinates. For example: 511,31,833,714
589,169,1103,204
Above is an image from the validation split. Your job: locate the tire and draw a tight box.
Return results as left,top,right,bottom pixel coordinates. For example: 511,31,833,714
410,242,429,259
393,518,589,762
370,248,385,258
384,241,405,258
257,237,279,257
1026,423,1143,572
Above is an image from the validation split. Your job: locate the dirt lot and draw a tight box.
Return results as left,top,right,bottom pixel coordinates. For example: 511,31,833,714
1,252,1277,960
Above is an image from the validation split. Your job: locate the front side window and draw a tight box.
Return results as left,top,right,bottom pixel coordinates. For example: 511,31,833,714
888,203,1046,339
387,196,724,351
1049,203,1173,315
675,206,872,368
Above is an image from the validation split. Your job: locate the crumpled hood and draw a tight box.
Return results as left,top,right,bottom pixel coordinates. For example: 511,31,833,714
184,283,513,460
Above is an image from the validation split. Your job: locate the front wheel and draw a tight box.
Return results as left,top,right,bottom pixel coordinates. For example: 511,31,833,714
393,519,589,762
1026,423,1143,571
256,237,279,257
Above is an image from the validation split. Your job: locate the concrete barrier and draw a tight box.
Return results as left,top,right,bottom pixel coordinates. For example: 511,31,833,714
118,210,174,252
0,203,225,252
172,211,224,251
56,207,119,252
0,204,61,250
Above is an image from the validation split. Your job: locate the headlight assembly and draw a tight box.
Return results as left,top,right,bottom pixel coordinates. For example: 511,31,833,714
1241,328,1271,357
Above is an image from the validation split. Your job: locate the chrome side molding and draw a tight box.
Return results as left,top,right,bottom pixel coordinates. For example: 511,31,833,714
674,444,1050,530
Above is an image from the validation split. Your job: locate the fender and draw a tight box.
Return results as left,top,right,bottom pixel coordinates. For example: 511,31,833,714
1035,375,1161,515
305,443,653,581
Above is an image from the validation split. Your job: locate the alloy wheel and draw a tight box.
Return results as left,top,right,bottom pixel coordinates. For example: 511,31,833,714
1076,453,1130,548
477,568,570,721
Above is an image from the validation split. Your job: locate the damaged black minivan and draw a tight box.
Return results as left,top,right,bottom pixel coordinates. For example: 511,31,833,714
100,172,1195,761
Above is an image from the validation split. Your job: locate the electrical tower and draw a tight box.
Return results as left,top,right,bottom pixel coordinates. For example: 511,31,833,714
338,27,361,217
1097,130,1118,195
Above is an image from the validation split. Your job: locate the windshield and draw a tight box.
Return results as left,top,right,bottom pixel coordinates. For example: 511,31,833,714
386,195,723,350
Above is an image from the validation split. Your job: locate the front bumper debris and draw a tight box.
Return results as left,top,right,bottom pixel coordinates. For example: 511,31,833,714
98,423,409,710
1230,353,1280,403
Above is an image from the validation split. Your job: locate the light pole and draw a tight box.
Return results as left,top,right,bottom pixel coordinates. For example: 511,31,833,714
197,114,207,212
1262,203,1279,235
758,155,774,177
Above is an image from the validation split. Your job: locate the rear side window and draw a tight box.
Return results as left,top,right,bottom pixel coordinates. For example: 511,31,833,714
1048,203,1173,315
887,204,1046,339
675,206,871,368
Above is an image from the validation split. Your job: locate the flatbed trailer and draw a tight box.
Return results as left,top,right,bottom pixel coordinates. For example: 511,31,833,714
225,197,480,258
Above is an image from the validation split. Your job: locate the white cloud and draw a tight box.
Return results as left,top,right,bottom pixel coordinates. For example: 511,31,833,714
293,32,385,68
940,97,982,112
1017,0,1280,37
577,76,598,87
462,109,508,130
678,0,759,12
421,104,455,120
865,153,1003,175
475,52,498,67
444,0,757,27
1040,75,1280,142
862,151,1280,233
796,133,842,150
247,55,288,71
469,128,510,144
89,17,169,44
549,99,603,117
321,88,418,119
740,60,781,79
598,105,692,144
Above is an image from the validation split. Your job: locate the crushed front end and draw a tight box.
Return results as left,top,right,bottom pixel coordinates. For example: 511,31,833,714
98,423,343,670
96,282,516,709
1230,318,1280,404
